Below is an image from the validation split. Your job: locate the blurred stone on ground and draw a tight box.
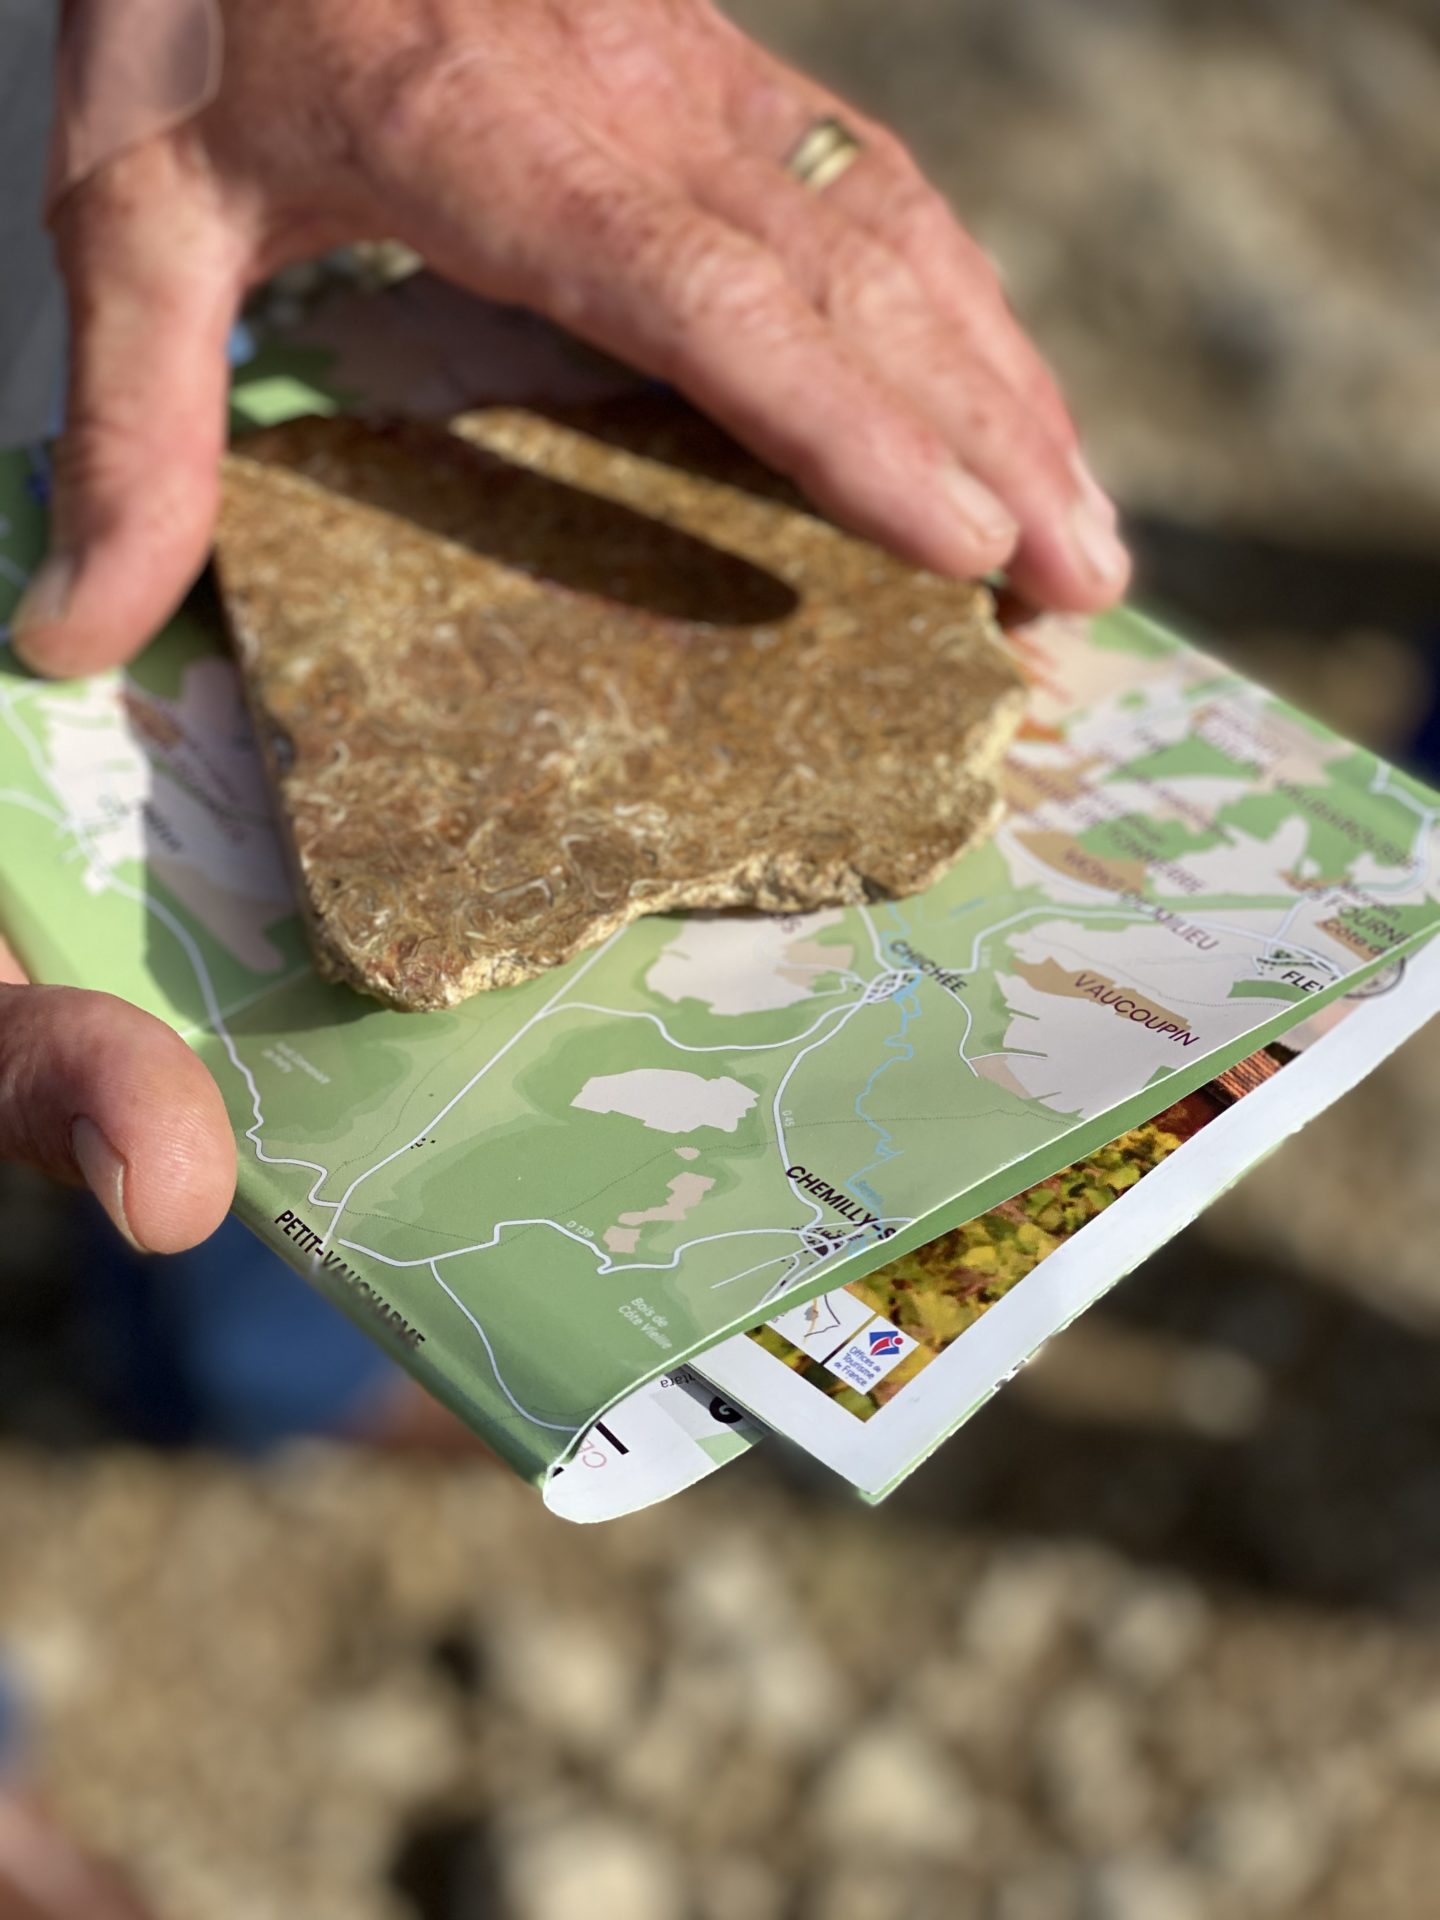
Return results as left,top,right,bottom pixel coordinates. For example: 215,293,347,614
2,1428,1440,1920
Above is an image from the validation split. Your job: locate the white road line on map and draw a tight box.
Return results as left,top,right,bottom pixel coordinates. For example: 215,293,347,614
998,831,1339,970
1370,762,1435,826
771,992,875,1232
0,660,924,1342
427,1261,579,1435
13,602,1428,1396
0,789,63,825
762,1251,806,1296
329,972,870,1265
1360,765,1439,895
705,1252,802,1293
341,1220,799,1278
953,993,980,1074
750,1209,915,1311
857,906,890,971
557,997,863,1053
590,1225,803,1277
176,963,322,1042
318,929,626,1250
1259,896,1342,984
344,1219,604,1270
956,883,1145,973
0,683,337,1204
746,1213,916,1297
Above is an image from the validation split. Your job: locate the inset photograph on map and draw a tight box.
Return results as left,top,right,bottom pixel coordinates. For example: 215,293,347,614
745,1042,1296,1420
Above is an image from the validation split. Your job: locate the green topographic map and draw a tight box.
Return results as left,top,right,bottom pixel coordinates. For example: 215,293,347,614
3,436,1438,1482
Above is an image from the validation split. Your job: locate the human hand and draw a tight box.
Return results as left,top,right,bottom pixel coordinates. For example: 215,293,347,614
14,0,1130,683
0,937,234,1252
0,1786,162,1920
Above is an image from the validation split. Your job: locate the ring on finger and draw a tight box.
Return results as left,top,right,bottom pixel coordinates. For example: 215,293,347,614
784,115,865,193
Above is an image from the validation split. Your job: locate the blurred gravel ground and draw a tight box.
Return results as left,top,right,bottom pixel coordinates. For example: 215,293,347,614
3,1,1440,1916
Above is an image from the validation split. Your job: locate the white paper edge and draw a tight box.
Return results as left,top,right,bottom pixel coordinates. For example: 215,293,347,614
697,941,1440,1498
542,1365,764,1523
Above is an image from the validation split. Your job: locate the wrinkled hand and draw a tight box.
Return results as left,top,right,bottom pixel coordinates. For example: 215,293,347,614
15,0,1128,683
0,938,233,1251
6,0,1129,1252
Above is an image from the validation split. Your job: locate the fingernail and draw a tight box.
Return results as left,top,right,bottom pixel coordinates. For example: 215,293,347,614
947,468,1019,547
72,1116,145,1253
1069,447,1119,527
1069,494,1131,589
10,554,75,670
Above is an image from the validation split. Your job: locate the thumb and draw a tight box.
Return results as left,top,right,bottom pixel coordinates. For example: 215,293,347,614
0,956,236,1254
13,143,244,679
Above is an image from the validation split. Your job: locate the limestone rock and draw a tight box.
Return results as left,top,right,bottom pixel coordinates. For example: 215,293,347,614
215,399,1023,1009
499,1812,683,1920
810,1722,977,1860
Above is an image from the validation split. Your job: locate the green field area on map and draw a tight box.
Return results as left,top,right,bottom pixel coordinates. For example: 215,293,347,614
4,434,1439,1485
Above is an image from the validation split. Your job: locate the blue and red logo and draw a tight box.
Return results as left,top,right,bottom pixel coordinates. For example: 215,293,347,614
867,1327,905,1357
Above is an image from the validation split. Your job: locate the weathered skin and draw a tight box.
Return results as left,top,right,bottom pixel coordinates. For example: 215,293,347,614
3,0,1124,1250
217,399,1026,1008
22,0,1129,690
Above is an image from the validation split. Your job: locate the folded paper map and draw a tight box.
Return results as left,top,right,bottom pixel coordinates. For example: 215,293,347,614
2,285,1436,1521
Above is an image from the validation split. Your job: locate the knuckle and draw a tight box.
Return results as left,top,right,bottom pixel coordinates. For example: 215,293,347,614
356,40,463,166
568,2,699,100
656,225,792,341
821,233,922,334
56,418,215,548
52,421,140,529
360,38,537,192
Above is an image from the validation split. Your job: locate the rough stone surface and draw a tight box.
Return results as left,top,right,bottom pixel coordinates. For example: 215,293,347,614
499,1812,683,1920
811,1723,977,1859
1083,1855,1211,1920
216,402,1022,1009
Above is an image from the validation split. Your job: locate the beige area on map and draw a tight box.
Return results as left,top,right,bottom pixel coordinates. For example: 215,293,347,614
1012,959,1192,1033
645,910,854,1016
1193,701,1349,788
571,1068,758,1133
1021,622,1179,730
1318,913,1396,962
36,665,295,972
1014,829,1148,898
974,1055,1037,1099
995,916,1244,1117
602,1171,716,1254
1000,754,1106,815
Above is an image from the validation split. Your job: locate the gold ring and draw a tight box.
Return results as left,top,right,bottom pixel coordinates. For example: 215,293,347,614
785,115,864,192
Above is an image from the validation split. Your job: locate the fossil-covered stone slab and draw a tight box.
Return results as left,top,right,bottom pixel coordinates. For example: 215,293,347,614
215,400,1025,1009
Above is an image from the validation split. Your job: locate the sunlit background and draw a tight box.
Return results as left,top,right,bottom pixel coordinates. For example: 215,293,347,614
2,1,1440,1916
